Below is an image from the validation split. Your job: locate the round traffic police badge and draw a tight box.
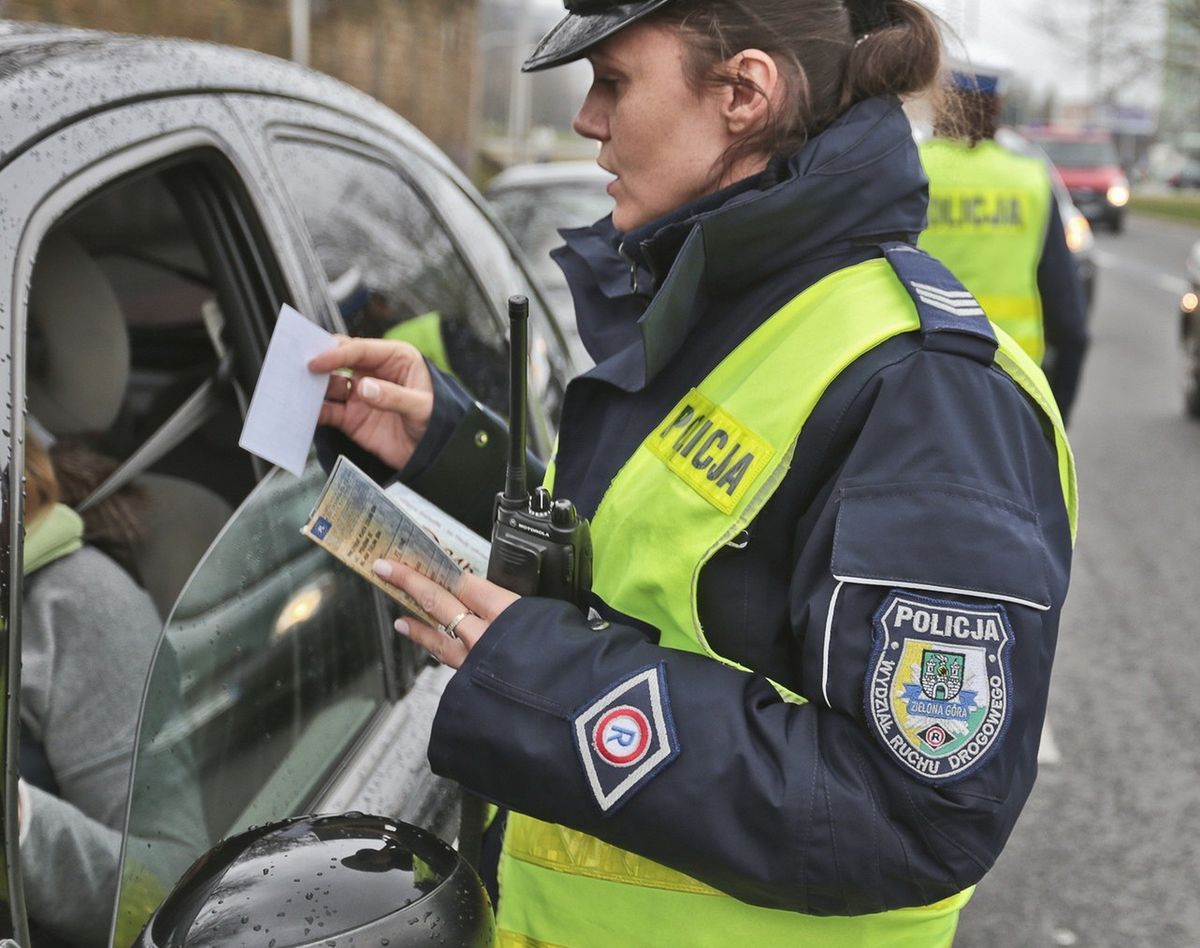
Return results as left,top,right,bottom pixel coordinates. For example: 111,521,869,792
573,665,680,813
593,705,651,767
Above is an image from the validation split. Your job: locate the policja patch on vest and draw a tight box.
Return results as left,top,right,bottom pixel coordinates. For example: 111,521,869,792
573,664,679,814
864,591,1013,784
648,389,773,514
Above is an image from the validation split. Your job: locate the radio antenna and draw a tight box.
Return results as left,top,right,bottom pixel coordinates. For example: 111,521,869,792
502,295,530,510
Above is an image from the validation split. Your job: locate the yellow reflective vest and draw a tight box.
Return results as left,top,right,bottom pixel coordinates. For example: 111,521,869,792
918,138,1053,363
499,258,1077,948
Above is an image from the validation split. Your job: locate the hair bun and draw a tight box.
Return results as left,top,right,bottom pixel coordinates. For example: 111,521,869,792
847,0,892,35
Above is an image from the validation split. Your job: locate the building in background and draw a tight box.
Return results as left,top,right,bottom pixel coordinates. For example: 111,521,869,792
1,0,480,169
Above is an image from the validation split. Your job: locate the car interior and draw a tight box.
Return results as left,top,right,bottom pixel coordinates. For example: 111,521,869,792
27,173,252,618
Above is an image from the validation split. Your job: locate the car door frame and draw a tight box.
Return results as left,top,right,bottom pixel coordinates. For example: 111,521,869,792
0,91,312,945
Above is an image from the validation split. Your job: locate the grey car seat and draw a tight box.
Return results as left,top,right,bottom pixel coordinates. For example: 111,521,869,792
28,231,234,618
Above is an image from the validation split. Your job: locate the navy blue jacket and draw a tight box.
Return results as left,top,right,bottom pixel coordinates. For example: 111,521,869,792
404,98,1073,916
1037,198,1090,423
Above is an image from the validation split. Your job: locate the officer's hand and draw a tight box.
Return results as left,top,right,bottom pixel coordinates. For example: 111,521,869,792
371,558,518,669
309,336,434,472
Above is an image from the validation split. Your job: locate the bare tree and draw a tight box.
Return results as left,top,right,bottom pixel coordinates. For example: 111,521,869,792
1031,0,1170,103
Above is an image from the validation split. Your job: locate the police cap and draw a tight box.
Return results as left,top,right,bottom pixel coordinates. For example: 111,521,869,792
522,0,677,72
944,41,1014,97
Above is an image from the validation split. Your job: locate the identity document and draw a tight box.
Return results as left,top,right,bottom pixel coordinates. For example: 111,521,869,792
303,455,489,624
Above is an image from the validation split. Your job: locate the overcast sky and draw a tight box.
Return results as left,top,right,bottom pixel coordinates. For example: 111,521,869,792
526,0,1163,109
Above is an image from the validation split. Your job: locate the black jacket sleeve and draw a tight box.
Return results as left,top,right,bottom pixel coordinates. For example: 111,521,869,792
428,346,1073,915
1037,199,1090,425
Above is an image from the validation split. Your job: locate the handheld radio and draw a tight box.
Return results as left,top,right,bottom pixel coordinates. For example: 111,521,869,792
486,295,592,608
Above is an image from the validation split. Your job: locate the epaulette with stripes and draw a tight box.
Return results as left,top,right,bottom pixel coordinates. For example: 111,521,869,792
880,241,999,365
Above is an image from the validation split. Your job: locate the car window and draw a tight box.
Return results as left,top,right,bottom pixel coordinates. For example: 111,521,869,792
113,459,388,942
1036,138,1120,168
34,167,261,518
416,164,572,425
269,135,510,414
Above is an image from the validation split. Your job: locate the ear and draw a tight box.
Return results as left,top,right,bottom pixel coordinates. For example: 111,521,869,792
721,48,781,136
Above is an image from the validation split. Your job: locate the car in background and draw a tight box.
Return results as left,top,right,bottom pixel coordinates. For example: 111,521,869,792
1179,240,1200,418
486,160,615,368
0,20,571,946
1023,127,1130,233
1168,161,1200,190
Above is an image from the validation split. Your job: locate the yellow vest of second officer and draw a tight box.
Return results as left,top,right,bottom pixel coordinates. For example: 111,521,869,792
918,138,1053,363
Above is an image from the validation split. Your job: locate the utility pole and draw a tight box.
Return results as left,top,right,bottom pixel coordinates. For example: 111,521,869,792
289,0,311,67
1087,0,1105,108
964,0,981,40
507,0,532,165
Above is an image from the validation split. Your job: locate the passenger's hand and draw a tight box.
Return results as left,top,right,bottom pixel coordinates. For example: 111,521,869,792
309,337,434,471
371,558,519,669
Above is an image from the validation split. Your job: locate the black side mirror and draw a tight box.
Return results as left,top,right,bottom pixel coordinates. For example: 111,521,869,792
135,813,493,947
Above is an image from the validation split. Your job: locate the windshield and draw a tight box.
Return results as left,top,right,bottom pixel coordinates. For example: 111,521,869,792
1037,139,1120,168
112,458,387,943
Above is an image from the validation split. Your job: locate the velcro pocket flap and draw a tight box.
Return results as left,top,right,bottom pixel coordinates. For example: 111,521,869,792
831,482,1051,611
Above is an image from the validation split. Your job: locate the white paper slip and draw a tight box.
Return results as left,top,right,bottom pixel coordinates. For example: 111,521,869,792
239,304,337,476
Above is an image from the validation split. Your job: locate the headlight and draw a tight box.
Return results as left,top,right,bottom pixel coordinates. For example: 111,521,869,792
1064,212,1094,254
1107,183,1130,208
1183,291,1199,315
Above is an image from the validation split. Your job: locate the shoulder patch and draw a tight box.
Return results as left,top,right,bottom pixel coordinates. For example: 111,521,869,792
573,664,679,814
864,590,1013,784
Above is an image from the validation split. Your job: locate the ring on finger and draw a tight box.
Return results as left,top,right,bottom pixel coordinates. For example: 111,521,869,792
440,610,473,640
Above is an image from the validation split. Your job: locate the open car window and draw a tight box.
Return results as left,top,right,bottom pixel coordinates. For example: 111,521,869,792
113,458,388,943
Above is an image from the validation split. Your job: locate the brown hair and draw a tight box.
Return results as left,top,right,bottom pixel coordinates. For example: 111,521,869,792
650,0,942,179
25,432,60,522
50,440,146,567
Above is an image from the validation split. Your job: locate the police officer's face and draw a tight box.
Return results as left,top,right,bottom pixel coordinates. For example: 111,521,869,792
574,23,734,232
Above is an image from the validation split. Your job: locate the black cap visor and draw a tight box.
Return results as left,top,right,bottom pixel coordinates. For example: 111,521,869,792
522,1,675,72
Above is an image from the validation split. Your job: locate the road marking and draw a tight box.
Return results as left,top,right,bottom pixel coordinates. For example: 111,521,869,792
1038,720,1062,765
1094,249,1190,297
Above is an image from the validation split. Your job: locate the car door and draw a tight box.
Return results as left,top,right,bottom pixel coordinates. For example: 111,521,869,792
111,94,559,945
0,88,324,946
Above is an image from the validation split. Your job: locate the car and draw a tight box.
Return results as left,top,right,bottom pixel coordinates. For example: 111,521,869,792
1167,161,1200,190
0,20,572,946
1179,240,1200,418
486,161,616,368
1022,126,1130,233
996,128,1098,313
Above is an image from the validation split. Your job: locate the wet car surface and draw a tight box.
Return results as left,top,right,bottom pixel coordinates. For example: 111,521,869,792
0,20,568,946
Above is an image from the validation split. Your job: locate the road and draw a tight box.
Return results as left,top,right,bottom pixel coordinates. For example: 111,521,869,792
957,214,1200,947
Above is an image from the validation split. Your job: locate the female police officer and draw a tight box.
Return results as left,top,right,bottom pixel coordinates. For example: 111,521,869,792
310,1,1077,944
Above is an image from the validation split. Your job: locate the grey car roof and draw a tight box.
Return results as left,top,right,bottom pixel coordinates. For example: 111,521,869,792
0,19,458,181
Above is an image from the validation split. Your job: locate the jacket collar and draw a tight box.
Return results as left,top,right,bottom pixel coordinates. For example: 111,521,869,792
556,96,930,388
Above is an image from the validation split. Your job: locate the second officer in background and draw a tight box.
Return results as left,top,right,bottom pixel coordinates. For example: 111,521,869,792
920,49,1090,424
